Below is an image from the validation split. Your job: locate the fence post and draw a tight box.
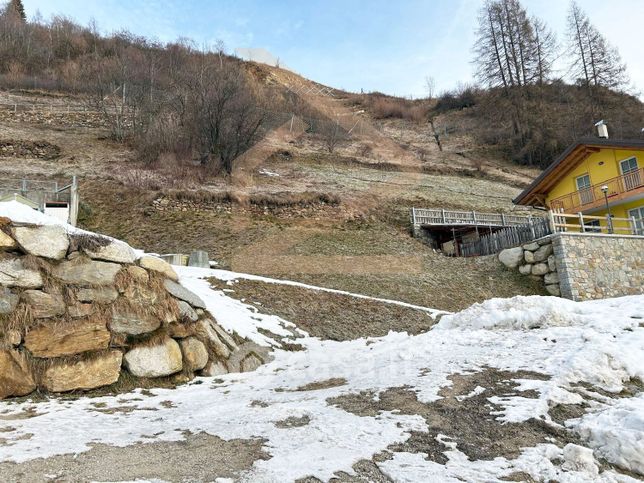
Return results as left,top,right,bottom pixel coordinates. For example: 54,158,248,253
501,213,506,226
69,176,79,227
578,212,585,232
441,209,446,224
548,210,556,233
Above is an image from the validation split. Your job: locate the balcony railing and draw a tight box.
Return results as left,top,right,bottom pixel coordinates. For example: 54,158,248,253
550,167,643,212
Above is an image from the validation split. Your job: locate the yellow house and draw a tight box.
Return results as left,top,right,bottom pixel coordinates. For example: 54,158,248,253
514,138,644,234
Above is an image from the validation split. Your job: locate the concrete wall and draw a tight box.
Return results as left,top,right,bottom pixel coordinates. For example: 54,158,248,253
552,233,644,300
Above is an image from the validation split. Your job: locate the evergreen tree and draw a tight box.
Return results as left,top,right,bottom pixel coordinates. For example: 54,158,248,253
5,0,26,22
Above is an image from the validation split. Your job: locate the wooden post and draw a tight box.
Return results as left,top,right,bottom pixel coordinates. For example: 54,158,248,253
441,209,446,224
548,210,556,233
69,176,79,227
629,216,638,236
578,212,585,232
501,213,506,226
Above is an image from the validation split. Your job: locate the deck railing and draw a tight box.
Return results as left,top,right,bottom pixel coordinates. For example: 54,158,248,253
550,167,644,212
549,210,642,236
411,208,534,227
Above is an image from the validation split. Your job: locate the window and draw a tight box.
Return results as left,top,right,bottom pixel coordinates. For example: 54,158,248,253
575,174,593,205
628,206,644,235
620,157,641,191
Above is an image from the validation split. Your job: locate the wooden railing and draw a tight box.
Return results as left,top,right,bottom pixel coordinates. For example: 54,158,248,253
550,167,644,212
460,217,552,256
411,208,535,227
549,211,642,236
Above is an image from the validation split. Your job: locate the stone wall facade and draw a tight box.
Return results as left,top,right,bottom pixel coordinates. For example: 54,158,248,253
499,232,644,301
0,217,269,400
552,233,644,301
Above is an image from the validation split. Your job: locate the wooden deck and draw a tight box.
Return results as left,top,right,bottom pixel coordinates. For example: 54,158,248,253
411,208,536,228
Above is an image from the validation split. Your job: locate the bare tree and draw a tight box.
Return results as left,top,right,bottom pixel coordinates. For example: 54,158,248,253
425,76,435,99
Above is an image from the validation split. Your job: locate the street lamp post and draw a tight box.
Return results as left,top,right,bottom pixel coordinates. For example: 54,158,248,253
600,185,613,234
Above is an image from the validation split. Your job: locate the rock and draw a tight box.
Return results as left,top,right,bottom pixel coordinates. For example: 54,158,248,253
123,337,183,377
547,255,556,272
126,265,149,283
518,264,532,275
68,303,95,318
21,290,66,318
544,272,559,285
13,225,69,260
498,247,524,269
0,287,19,314
179,337,208,371
0,258,43,288
201,360,229,376
25,318,110,358
138,255,178,281
164,280,206,309
533,244,553,262
0,349,36,399
178,300,198,322
53,258,121,286
42,350,123,392
83,238,136,264
196,319,230,358
210,322,238,351
531,263,549,276
76,287,119,303
561,444,598,475
240,354,263,372
188,250,209,268
524,250,535,264
110,309,161,335
0,230,16,250
522,242,539,251
226,342,270,374
545,284,561,296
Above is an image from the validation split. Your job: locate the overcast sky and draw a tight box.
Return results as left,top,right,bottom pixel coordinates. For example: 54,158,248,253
23,0,644,97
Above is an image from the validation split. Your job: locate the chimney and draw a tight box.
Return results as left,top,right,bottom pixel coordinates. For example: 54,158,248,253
595,120,608,139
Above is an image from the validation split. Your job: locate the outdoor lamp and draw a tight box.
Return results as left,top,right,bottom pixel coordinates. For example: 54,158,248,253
600,185,613,234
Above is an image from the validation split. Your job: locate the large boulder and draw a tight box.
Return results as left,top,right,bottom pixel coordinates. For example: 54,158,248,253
226,342,270,373
518,264,532,275
0,349,36,399
201,360,229,377
0,287,19,315
531,263,549,276
0,258,43,288
82,238,136,264
25,318,110,358
126,265,149,283
546,284,561,297
138,255,178,281
21,290,66,319
179,337,208,371
547,255,557,272
498,247,524,269
533,244,553,262
0,230,16,250
110,309,161,335
164,280,206,309
524,250,535,264
76,287,119,303
522,242,539,252
41,350,123,392
123,337,183,377
13,225,69,260
53,258,121,286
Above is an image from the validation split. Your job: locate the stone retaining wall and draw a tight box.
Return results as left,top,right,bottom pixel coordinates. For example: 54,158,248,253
0,217,269,400
499,232,644,301
552,233,644,300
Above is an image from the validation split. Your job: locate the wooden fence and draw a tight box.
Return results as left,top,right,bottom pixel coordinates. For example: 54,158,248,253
549,211,641,236
460,217,551,257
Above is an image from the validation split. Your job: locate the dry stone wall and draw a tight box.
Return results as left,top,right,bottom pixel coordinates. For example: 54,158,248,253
498,237,560,296
0,216,269,400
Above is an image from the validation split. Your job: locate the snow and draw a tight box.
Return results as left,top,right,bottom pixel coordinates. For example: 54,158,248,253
0,201,643,480
258,168,280,177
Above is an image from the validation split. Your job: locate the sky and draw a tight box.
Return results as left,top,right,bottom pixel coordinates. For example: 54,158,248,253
23,0,644,98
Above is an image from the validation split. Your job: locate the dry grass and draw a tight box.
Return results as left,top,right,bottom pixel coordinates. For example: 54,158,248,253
162,189,340,208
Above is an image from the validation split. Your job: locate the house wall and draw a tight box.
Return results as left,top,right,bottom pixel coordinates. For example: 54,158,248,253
545,147,642,205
